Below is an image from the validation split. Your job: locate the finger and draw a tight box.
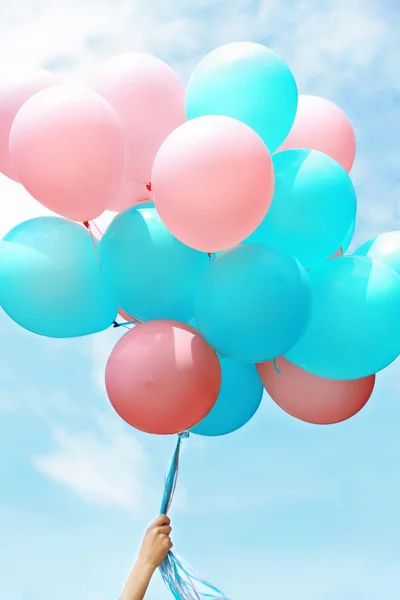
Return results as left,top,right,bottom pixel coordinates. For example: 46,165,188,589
153,515,170,527
158,525,172,535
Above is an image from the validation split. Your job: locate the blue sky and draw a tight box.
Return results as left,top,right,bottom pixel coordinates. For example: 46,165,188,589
1,1,400,599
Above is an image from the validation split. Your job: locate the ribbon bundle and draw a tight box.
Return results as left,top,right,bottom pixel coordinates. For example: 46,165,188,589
159,433,229,599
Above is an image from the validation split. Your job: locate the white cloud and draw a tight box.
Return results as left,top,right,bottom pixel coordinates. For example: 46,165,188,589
88,326,126,393
0,0,397,87
33,415,151,511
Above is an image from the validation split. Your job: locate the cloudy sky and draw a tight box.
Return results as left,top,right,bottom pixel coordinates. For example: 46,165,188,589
1,0,400,599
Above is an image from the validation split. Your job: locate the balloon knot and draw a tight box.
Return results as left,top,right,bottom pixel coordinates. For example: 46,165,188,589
83,221,90,229
112,321,120,328
178,431,190,439
146,182,152,191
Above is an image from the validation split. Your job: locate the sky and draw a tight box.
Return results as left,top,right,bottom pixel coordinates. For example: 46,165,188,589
1,0,400,599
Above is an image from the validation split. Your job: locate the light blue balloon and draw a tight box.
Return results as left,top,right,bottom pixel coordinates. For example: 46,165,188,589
285,256,400,379
354,231,400,275
185,42,298,153
100,205,209,322
191,357,263,436
195,244,312,363
0,217,117,338
245,150,357,269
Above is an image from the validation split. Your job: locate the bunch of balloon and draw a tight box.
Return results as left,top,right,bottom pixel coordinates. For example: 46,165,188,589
2,41,400,599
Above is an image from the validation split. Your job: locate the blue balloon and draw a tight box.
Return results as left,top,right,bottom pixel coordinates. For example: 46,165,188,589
100,205,209,322
195,244,312,363
191,357,263,436
245,150,357,268
354,231,400,275
0,217,117,337
285,256,400,379
185,42,298,153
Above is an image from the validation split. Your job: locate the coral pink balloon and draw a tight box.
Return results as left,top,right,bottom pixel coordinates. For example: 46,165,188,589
9,85,125,222
0,68,58,181
105,320,222,435
152,116,274,252
279,95,356,172
331,247,343,259
118,309,134,321
258,357,375,425
108,178,152,212
91,53,186,184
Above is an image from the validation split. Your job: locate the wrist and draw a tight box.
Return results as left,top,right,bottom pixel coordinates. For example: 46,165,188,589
134,558,157,576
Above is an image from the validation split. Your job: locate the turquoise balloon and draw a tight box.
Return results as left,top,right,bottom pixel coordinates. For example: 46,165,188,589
191,357,263,436
354,231,400,275
185,42,298,153
342,220,356,253
245,150,357,268
195,244,312,363
100,204,209,322
285,256,400,379
0,217,117,337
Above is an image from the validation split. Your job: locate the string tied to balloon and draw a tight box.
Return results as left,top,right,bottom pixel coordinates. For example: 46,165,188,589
146,182,152,192
113,318,141,328
159,433,230,599
273,358,282,375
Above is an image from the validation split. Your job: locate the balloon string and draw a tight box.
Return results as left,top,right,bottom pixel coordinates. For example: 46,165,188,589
113,320,138,328
160,431,188,515
159,433,230,599
90,219,104,237
83,220,142,329
273,358,282,375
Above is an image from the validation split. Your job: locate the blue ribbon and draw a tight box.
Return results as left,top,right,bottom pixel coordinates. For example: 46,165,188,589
159,433,230,599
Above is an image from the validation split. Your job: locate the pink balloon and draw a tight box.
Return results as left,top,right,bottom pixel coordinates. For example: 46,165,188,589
152,116,274,253
258,357,375,425
91,53,185,184
0,68,58,181
279,95,356,172
105,320,222,435
9,85,126,222
108,177,152,212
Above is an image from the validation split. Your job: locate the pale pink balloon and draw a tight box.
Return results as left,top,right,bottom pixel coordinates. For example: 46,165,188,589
0,68,58,181
279,95,356,172
91,53,186,184
105,320,222,435
152,116,274,253
108,177,152,212
9,85,126,222
258,357,375,425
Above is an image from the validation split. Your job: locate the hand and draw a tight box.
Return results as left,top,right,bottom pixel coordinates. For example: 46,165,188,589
138,515,173,571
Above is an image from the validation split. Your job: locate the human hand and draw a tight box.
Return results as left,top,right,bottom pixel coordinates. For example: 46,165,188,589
137,515,173,571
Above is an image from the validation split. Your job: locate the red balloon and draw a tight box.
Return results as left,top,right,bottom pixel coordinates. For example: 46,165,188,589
105,320,221,434
118,308,134,322
257,357,375,425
